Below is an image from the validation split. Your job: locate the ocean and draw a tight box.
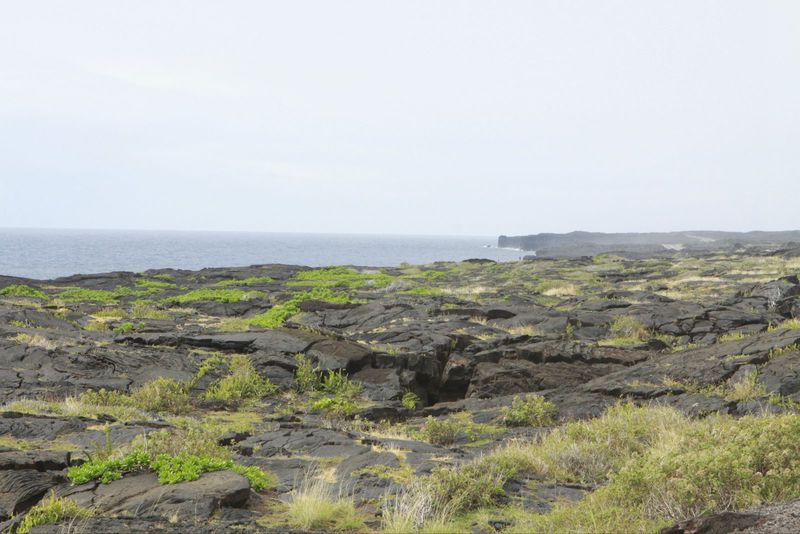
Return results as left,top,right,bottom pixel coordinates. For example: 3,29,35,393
0,228,523,280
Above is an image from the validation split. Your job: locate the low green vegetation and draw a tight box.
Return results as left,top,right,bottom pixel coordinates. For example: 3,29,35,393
135,278,178,290
0,284,47,300
288,266,394,290
68,450,275,490
57,287,125,303
214,276,274,287
501,394,557,427
79,355,276,414
167,288,263,304
248,288,362,329
15,493,93,534
398,286,445,297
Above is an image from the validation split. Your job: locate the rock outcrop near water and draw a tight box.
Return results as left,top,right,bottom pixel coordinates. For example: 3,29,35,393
2,250,800,532
498,230,800,258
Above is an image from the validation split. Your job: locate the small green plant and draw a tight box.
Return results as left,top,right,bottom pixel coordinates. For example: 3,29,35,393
112,321,136,334
602,315,650,345
311,395,360,417
0,284,47,300
294,353,321,392
402,391,420,411
419,416,461,446
502,394,557,427
16,493,93,534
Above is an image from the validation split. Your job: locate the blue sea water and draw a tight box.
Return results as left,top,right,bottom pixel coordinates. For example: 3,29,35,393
0,228,523,280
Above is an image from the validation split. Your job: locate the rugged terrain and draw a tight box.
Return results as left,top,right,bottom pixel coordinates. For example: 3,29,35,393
2,250,800,532
498,230,800,258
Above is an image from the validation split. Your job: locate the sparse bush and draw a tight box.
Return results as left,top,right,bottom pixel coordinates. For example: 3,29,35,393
294,353,321,393
419,416,461,446
10,333,58,350
16,493,92,534
502,394,557,427
131,377,192,413
204,355,277,405
130,301,171,320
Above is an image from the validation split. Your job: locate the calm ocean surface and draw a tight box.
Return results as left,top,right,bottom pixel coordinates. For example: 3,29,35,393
0,229,523,280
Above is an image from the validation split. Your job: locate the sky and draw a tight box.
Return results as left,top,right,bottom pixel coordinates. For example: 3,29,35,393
1,1,798,237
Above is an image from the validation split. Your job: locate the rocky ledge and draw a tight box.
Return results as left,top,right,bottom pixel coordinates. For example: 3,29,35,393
2,251,800,532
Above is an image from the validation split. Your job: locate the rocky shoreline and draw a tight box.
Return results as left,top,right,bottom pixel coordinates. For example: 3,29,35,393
2,251,800,532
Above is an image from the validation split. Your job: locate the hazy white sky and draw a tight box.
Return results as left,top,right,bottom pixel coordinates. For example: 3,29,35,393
1,1,798,236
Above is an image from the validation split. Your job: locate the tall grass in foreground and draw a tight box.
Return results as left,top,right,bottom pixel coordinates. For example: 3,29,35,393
287,471,364,531
383,403,800,533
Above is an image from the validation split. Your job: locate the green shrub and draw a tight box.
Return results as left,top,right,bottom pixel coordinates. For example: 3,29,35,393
16,493,93,534
419,416,461,446
131,377,192,413
604,315,651,345
204,355,278,405
502,394,557,427
0,284,47,300
402,391,420,411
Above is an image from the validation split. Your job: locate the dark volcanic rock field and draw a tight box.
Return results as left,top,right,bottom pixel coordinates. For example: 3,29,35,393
2,250,800,533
